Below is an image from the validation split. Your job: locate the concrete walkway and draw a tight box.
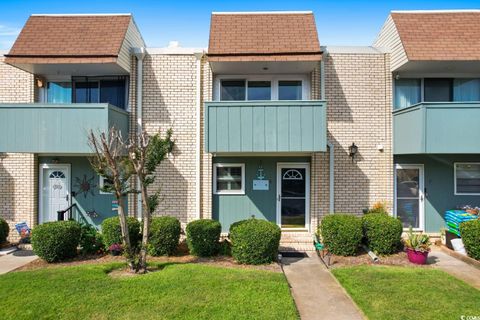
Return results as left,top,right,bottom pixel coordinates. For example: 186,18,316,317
282,253,364,320
429,247,480,289
0,250,38,275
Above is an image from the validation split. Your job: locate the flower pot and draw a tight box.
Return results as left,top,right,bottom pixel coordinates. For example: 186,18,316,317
406,248,429,265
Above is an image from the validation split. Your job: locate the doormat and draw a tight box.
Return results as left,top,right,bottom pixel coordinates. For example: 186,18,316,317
279,251,308,258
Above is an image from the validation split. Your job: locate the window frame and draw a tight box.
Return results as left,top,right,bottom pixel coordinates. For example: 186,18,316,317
454,162,480,196
213,163,245,195
215,75,310,101
99,176,114,195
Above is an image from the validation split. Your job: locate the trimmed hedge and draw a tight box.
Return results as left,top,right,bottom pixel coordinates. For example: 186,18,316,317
101,216,141,249
79,224,104,255
0,218,9,244
460,219,480,260
319,214,362,256
31,221,81,262
148,216,181,256
186,219,221,257
229,219,281,265
362,213,402,255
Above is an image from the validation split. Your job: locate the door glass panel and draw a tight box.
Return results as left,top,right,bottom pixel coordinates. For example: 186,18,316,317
279,81,302,100
74,81,99,103
100,79,126,109
247,81,271,100
396,167,421,229
281,168,306,228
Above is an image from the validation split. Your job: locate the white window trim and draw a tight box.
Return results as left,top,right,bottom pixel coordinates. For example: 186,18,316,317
213,163,245,195
99,176,113,195
214,74,310,101
454,162,480,196
394,163,425,231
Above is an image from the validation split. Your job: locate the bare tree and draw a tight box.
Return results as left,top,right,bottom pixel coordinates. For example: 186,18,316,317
88,127,173,273
88,129,136,270
127,129,174,273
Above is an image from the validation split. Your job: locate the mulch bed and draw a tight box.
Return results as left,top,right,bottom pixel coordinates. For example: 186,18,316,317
326,250,433,269
15,242,281,273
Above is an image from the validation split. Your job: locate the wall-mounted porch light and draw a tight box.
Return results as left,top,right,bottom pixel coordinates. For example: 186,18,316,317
348,142,358,162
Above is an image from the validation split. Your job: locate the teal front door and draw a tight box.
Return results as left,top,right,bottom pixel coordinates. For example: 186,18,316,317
277,163,310,230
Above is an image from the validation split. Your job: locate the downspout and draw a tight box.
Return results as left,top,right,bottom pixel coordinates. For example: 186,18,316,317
133,47,146,218
321,46,334,214
194,52,203,220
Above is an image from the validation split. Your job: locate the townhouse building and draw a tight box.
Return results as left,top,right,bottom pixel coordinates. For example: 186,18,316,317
0,10,477,249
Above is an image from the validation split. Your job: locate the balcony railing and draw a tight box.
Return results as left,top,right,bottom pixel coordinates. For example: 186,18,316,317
393,102,480,154
205,100,327,153
0,103,129,153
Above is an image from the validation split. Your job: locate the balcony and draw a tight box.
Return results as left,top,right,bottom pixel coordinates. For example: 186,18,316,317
205,100,327,153
0,103,129,154
393,102,480,154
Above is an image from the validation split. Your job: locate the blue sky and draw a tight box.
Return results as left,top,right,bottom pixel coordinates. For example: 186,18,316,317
0,0,478,50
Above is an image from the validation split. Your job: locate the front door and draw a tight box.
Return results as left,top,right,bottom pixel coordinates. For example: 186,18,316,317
277,163,310,230
395,164,424,230
40,164,71,223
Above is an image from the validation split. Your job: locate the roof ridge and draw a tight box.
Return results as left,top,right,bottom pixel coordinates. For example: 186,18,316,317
211,11,313,15
31,13,132,16
391,9,480,14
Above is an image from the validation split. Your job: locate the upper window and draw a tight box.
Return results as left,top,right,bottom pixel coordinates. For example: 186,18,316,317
213,163,245,195
279,81,302,100
455,163,480,195
46,76,128,109
394,77,480,109
221,80,246,101
47,82,72,104
247,81,271,100
424,78,453,102
218,77,307,101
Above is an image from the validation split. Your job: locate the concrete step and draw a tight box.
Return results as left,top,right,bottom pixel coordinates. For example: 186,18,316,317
0,247,18,256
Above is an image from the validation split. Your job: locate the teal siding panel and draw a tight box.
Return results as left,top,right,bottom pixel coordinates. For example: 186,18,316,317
277,107,290,152
289,106,302,151
252,107,265,152
0,104,129,154
264,106,277,151
395,154,480,233
228,107,241,151
205,101,327,153
394,102,480,154
240,107,253,151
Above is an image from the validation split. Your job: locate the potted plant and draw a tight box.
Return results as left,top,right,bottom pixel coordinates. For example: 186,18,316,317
108,243,123,256
404,227,431,265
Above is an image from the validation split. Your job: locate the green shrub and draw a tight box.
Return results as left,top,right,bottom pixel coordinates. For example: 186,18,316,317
148,216,181,256
186,219,221,257
460,220,480,260
101,216,141,249
319,214,362,256
229,219,281,265
31,221,81,262
0,218,9,244
362,213,402,255
79,224,104,255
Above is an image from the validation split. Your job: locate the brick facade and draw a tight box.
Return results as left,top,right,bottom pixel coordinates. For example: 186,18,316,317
0,57,36,241
322,50,393,217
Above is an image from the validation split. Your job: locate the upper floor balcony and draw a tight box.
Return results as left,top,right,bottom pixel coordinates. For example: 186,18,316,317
0,103,129,154
393,102,480,154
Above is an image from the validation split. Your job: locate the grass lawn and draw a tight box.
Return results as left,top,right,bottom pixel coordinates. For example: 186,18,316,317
0,263,298,320
332,265,480,320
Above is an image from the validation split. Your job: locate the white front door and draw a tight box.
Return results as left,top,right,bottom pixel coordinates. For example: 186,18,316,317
395,164,425,231
40,164,71,223
276,163,310,230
